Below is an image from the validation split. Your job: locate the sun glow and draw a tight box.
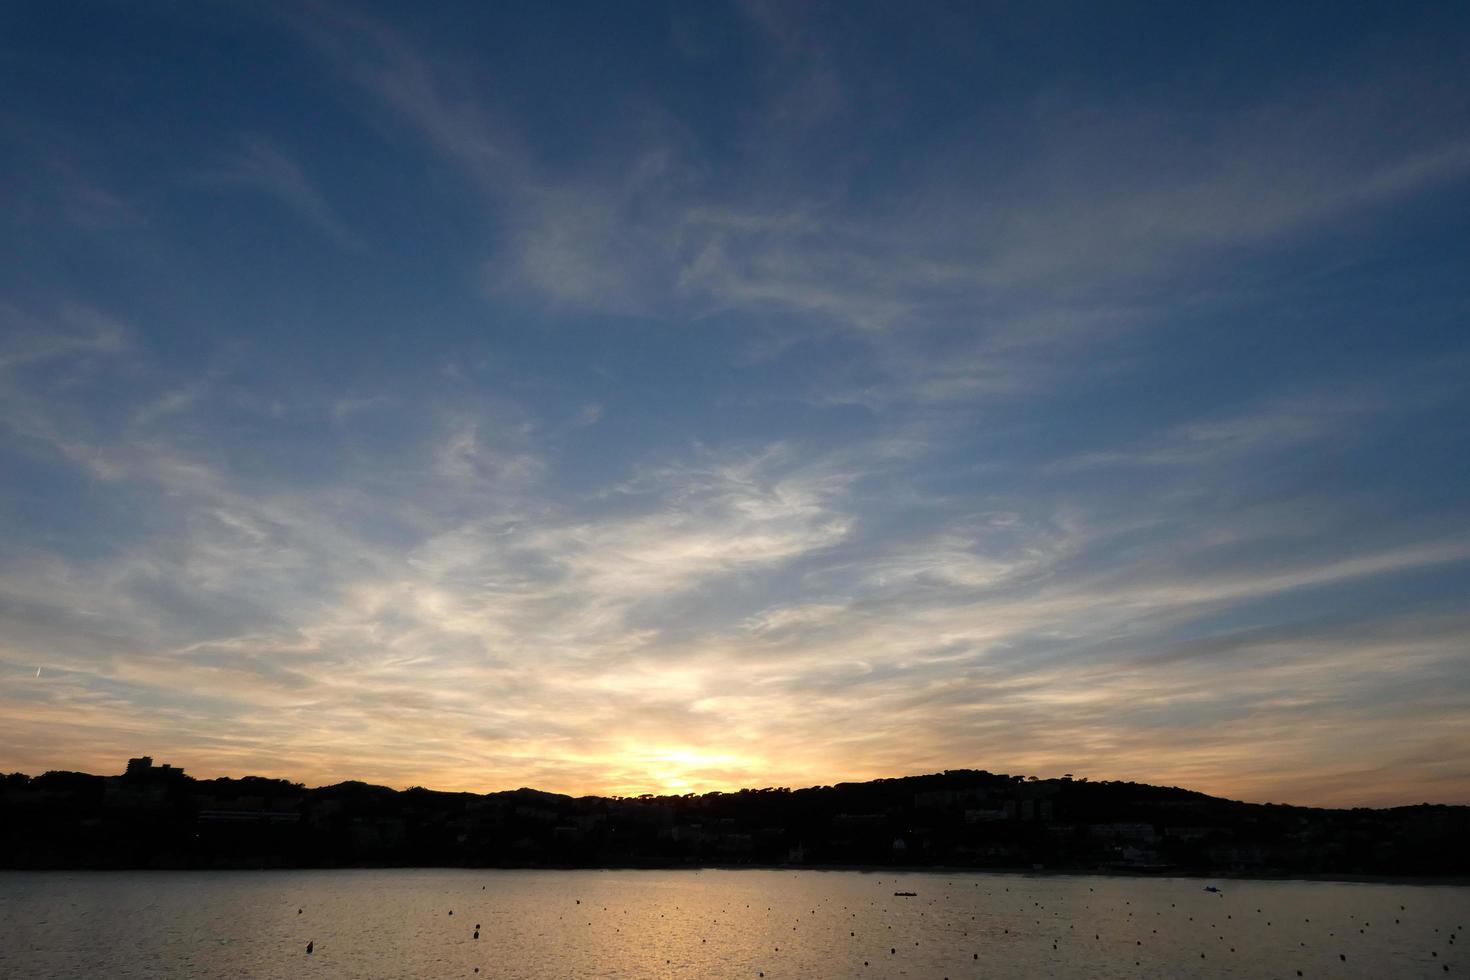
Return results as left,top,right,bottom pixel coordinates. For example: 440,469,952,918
610,745,761,797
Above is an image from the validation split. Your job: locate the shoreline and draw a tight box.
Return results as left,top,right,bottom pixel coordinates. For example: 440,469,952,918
4,864,1466,886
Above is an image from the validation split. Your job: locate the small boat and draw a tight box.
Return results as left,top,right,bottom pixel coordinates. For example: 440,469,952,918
894,891,917,897
1204,885,1221,893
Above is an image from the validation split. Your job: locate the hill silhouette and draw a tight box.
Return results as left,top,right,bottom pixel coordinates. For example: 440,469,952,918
2,760,1464,876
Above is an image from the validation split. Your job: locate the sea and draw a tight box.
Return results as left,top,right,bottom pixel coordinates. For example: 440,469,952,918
0,868,1463,978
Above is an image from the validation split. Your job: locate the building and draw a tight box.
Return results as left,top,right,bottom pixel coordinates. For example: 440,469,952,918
124,756,185,781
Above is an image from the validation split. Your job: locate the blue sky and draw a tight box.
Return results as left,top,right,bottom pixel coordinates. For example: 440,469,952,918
2,1,1468,805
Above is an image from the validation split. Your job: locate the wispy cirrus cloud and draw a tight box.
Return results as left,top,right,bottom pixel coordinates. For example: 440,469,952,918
0,303,128,372
198,135,363,249
285,6,1470,338
2,3,1468,807
3,308,1466,803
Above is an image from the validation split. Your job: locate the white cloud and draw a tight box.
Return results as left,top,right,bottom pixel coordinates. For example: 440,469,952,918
290,10,1470,347
3,9,1468,805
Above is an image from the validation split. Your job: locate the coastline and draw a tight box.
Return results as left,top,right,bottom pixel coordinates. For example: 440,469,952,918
4,863,1466,887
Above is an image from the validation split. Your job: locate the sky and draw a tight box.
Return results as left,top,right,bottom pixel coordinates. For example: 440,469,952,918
2,1,1469,808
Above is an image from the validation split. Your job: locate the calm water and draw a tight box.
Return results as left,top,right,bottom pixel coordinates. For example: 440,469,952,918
0,869,1464,978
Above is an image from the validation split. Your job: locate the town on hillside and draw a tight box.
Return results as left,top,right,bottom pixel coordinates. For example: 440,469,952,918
2,758,1465,876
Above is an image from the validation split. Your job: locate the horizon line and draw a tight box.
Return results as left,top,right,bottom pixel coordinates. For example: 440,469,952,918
17,757,1465,814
